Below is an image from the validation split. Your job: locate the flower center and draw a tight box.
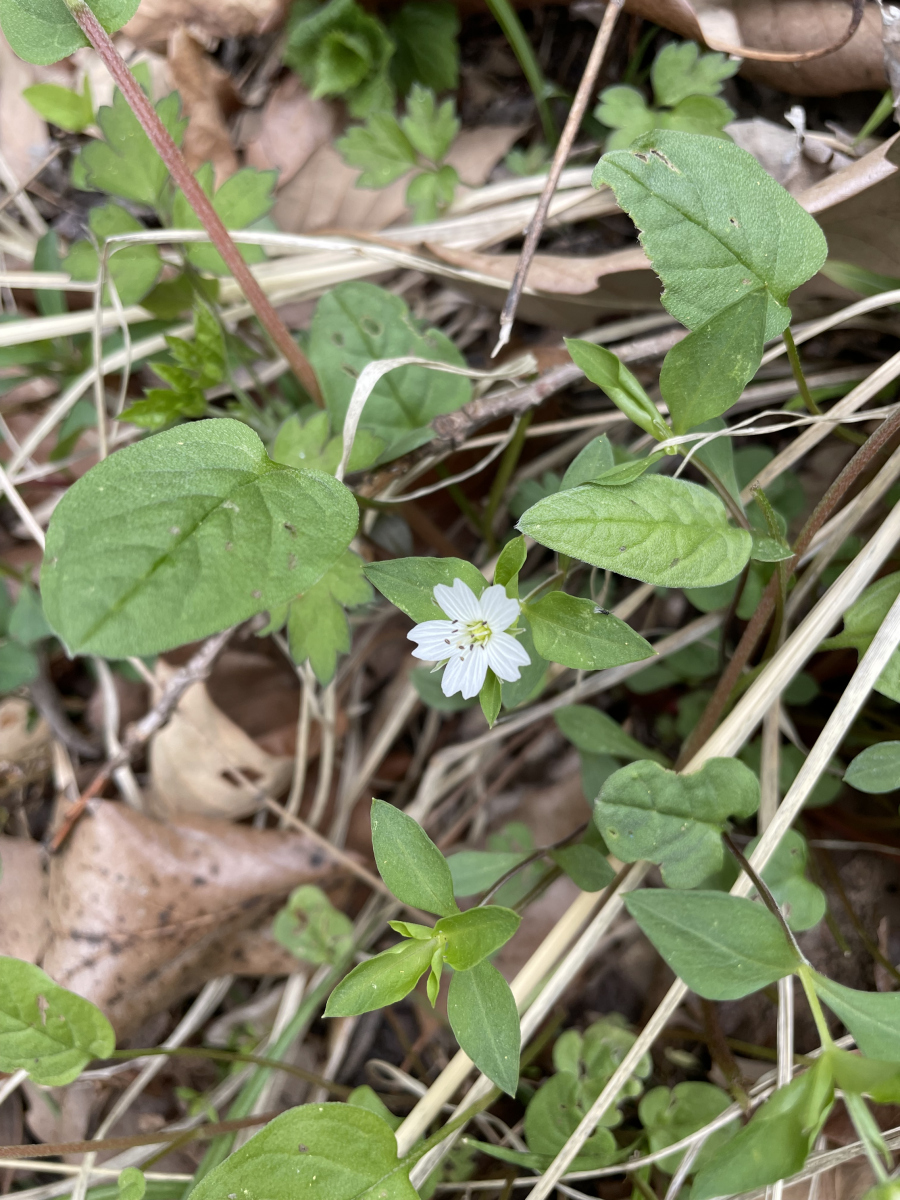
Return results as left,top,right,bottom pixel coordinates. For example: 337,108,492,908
460,618,492,647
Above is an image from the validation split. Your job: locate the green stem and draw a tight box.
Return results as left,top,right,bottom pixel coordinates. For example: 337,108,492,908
783,327,865,446
484,0,558,145
434,462,482,531
797,964,835,1050
855,88,895,144
482,411,534,550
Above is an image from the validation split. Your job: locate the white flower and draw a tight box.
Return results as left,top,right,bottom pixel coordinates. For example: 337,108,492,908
408,578,531,699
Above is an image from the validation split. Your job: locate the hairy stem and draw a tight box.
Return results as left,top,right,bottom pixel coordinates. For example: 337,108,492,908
63,0,322,405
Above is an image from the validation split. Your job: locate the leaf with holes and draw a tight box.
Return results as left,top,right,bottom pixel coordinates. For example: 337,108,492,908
40,420,358,658
624,890,799,999
0,956,115,1085
308,282,471,460
594,757,759,888
593,131,827,340
0,0,140,65
518,474,751,589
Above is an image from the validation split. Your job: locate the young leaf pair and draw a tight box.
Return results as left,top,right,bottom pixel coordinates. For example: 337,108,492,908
325,799,523,1095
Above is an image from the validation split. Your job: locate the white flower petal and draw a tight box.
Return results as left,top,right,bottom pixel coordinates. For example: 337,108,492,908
485,631,531,683
433,578,482,622
408,619,457,661
478,584,521,633
441,653,468,697
459,645,489,698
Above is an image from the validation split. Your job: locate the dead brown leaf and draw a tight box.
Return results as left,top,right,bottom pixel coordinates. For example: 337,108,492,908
124,0,285,50
0,835,50,964
167,27,240,184
424,242,660,328
799,133,900,276
623,0,885,95
147,660,293,821
0,31,51,192
22,1078,105,1161
0,697,51,766
243,75,338,188
37,801,345,1035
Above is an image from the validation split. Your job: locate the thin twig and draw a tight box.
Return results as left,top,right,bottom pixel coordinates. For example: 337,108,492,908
491,0,626,354
62,0,322,404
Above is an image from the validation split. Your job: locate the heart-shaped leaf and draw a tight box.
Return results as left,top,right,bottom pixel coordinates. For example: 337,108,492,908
40,419,358,658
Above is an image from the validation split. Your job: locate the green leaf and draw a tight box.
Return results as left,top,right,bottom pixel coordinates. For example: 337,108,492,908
447,959,520,1095
479,667,502,728
325,937,437,1017
751,530,793,562
337,114,417,187
526,591,654,671
0,956,115,1084
389,1,459,94
747,829,826,932
595,757,759,888
116,1168,146,1200
40,419,358,658
436,906,520,970
406,164,458,222
287,551,372,684
692,1061,833,1200
525,1073,619,1166
8,583,51,647
624,890,799,999
119,388,205,431
0,0,139,65
661,93,734,138
172,164,276,274
659,290,767,433
638,1082,735,1174
555,704,668,764
652,41,738,107
189,1102,419,1200
79,88,186,209
364,557,486,623
0,641,39,692
594,87,657,151
499,616,547,710
590,453,665,487
347,1085,402,1131
812,973,900,1060
272,412,384,476
561,434,616,489
550,841,615,891
309,282,471,460
166,307,226,387
370,798,458,916
447,850,529,897
565,339,670,442
826,1046,900,1105
593,130,828,341
65,202,163,306
401,85,459,162
845,742,900,794
494,535,527,594
821,572,900,703
518,474,752,589
272,885,354,966
285,0,395,116
23,81,93,131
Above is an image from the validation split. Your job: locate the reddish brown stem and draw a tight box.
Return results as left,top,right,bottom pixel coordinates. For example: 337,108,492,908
65,0,322,405
677,402,900,767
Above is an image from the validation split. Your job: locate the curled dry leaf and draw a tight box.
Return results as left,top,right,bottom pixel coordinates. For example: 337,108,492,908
623,0,885,95
426,242,660,328
799,133,900,276
35,801,344,1036
147,660,293,821
124,0,285,50
167,27,240,184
